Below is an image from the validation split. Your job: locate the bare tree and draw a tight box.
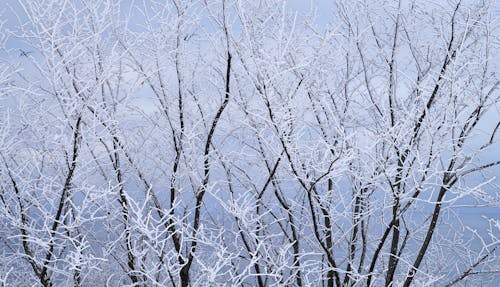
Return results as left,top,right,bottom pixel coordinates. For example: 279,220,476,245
0,0,498,286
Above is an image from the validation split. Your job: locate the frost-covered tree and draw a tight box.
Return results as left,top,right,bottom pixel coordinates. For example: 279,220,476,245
0,0,498,286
